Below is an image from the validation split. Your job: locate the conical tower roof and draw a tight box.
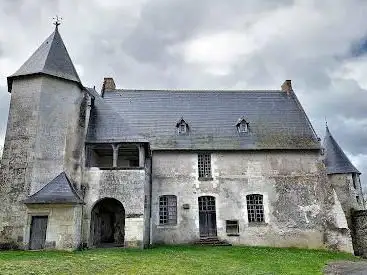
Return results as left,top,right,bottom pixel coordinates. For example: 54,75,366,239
324,126,360,175
7,26,81,92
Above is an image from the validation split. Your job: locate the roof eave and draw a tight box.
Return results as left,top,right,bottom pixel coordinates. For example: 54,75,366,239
7,72,83,93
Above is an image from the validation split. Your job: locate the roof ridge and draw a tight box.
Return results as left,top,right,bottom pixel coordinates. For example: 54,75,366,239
289,91,319,140
107,89,282,93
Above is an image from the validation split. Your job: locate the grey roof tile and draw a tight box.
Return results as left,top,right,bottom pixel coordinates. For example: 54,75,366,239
87,89,320,150
7,27,81,92
86,88,147,143
23,172,83,204
323,126,360,174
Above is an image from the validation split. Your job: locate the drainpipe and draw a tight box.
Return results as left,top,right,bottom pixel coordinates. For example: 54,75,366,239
149,150,153,246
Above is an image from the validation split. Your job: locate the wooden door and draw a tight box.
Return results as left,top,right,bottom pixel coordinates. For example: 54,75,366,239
198,196,217,238
29,216,48,250
100,212,115,243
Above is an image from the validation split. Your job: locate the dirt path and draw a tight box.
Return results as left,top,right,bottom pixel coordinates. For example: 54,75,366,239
324,261,367,275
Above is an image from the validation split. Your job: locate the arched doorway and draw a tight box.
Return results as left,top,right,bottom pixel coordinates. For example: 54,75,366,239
90,198,125,247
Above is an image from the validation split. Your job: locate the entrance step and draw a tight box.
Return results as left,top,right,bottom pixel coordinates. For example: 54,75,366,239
193,238,232,246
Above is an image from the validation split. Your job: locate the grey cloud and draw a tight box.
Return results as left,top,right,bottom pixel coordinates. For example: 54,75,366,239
0,87,10,138
0,0,366,187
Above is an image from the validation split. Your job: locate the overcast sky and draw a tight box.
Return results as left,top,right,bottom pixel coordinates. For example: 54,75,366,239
0,0,366,186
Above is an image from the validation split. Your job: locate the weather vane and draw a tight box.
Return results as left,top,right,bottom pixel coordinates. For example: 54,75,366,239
53,15,62,27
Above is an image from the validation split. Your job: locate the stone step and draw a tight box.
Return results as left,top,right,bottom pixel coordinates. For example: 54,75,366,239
193,238,232,246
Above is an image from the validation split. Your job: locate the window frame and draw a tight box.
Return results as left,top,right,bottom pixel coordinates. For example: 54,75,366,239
198,153,212,180
238,121,248,133
226,220,239,236
246,194,265,224
178,122,187,134
159,195,177,225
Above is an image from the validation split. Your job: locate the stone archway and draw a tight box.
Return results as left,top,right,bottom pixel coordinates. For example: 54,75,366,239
90,198,125,247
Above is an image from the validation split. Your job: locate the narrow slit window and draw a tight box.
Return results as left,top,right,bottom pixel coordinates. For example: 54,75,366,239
246,194,264,223
159,195,177,225
198,153,212,178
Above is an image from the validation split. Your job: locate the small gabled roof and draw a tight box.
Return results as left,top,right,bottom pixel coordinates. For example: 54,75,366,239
24,172,83,204
7,26,81,92
324,126,360,175
176,117,189,127
235,116,248,126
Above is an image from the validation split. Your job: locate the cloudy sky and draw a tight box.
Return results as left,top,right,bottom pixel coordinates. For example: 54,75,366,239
0,0,366,186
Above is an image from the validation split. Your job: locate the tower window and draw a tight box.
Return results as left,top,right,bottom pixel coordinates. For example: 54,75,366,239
352,173,357,189
246,194,264,223
198,153,212,179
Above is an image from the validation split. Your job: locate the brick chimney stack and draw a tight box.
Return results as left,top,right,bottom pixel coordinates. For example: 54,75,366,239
281,80,292,95
102,77,116,91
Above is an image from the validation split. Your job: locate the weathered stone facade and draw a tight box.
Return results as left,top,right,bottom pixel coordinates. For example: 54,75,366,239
0,26,364,254
150,151,352,252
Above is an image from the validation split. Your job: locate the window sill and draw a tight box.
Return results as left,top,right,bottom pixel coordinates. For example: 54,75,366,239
248,222,268,227
226,233,240,236
198,177,213,181
86,167,144,170
157,224,178,229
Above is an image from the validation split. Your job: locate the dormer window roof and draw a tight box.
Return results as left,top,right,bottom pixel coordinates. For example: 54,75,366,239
235,117,249,134
176,118,189,135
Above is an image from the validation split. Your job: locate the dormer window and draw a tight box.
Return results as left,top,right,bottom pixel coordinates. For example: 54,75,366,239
176,118,189,135
236,117,249,134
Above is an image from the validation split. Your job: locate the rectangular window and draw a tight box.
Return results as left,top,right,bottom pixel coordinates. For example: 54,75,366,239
356,196,360,204
246,194,265,223
198,153,212,178
159,195,177,225
226,220,239,235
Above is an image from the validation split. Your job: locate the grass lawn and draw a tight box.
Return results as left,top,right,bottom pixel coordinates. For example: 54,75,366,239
0,245,359,275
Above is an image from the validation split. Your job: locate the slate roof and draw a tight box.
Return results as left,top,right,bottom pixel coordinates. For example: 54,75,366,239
86,89,321,150
7,26,81,92
85,87,148,143
23,172,83,204
324,126,360,174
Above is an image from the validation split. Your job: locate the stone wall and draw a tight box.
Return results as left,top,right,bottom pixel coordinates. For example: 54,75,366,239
24,204,82,250
151,150,353,252
329,174,365,228
0,75,84,247
352,210,367,256
82,168,148,248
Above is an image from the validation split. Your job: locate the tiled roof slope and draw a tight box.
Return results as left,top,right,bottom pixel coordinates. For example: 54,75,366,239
7,26,81,92
24,172,83,204
324,126,360,174
86,88,147,143
87,89,321,150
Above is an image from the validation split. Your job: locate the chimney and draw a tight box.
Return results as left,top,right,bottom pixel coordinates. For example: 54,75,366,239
281,80,292,95
102,77,116,91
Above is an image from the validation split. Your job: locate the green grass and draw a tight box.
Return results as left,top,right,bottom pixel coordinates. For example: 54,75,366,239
0,245,358,275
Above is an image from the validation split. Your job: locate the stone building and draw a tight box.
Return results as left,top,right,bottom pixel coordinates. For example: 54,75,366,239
0,26,365,253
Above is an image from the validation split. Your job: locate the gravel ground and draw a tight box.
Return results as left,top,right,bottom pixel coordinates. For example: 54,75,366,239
324,260,367,275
